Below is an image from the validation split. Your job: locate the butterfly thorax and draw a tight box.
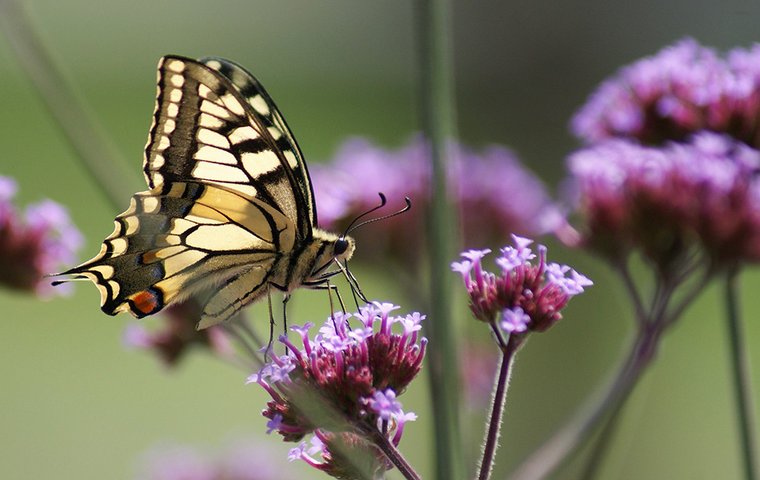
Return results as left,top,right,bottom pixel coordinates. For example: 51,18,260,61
273,230,355,292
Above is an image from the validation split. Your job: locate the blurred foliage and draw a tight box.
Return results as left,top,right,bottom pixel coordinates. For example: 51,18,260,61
2,1,760,479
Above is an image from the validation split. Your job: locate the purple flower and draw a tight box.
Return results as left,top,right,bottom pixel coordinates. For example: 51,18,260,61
310,137,563,264
249,304,426,475
0,176,83,297
567,132,760,264
572,38,760,148
122,297,232,367
452,235,591,332
135,440,296,480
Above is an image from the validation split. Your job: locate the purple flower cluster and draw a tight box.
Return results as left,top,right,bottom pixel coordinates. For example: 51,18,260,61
248,302,425,477
311,137,563,262
572,38,760,148
135,440,296,480
0,175,82,296
568,132,760,264
452,235,591,334
122,298,232,366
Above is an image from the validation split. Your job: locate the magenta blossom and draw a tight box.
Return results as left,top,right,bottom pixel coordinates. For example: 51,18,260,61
452,235,591,334
571,38,760,148
567,132,760,265
247,303,425,477
0,175,82,296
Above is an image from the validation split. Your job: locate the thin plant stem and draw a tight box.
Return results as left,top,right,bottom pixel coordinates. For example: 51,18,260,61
509,321,664,480
0,0,139,209
579,399,626,480
414,0,463,479
364,425,422,480
478,337,520,480
724,268,759,480
615,259,646,325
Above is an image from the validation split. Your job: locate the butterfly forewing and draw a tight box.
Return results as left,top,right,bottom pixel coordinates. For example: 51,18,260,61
55,55,355,328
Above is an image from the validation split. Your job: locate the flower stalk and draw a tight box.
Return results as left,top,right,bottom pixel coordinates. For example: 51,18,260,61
724,268,759,480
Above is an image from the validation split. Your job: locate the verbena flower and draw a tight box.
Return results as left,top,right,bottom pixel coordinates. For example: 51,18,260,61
571,38,760,147
567,132,760,265
135,440,295,480
311,137,563,263
122,298,232,366
452,235,591,334
248,302,425,477
0,175,82,296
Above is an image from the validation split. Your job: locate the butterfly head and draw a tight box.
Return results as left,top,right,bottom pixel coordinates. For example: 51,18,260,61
333,235,355,261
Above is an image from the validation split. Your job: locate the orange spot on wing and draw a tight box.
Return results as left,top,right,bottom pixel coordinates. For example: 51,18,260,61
129,289,161,316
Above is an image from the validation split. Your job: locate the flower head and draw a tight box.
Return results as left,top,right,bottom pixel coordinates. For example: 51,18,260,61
122,297,232,367
249,303,426,476
567,132,760,265
452,235,591,333
0,176,83,296
572,38,760,148
311,137,563,264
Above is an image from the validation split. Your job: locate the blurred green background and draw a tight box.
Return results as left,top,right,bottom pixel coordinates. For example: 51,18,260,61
2,0,760,478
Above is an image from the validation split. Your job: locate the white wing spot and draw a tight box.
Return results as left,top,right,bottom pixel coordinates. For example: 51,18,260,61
198,83,216,100
283,150,299,168
267,127,282,140
194,145,237,165
197,128,230,149
142,196,160,213
199,113,224,129
166,103,179,118
193,161,249,183
221,93,245,116
109,238,128,256
169,74,185,87
157,136,170,151
163,119,176,134
165,59,186,73
242,151,280,175
169,88,182,103
229,126,259,145
249,95,270,115
200,100,231,119
91,265,115,279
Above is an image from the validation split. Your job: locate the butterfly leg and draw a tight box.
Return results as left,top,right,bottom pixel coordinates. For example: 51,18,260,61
264,285,275,361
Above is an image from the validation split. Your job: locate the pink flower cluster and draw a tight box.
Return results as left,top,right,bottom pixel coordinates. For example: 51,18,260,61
452,235,591,334
0,175,82,296
572,38,760,148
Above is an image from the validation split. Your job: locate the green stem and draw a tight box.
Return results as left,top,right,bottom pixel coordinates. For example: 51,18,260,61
724,268,759,480
414,0,462,479
365,426,422,480
0,0,139,210
478,337,520,480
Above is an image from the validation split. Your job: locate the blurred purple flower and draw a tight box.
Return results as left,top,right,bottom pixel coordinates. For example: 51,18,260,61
310,137,563,263
135,440,295,480
567,132,760,265
452,235,591,333
571,38,760,148
122,296,233,367
0,175,83,297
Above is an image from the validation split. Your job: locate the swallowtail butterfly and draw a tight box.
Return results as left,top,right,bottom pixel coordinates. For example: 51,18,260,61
55,56,355,329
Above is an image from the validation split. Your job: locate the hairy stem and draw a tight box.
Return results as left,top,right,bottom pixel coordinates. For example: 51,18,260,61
365,426,422,480
478,337,520,480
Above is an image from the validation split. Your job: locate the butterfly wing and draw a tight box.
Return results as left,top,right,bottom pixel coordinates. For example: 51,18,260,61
58,55,313,325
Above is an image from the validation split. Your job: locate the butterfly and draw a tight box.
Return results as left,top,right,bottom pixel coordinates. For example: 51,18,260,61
54,55,356,329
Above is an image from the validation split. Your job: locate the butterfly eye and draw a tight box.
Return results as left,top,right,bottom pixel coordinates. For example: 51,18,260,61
334,238,349,256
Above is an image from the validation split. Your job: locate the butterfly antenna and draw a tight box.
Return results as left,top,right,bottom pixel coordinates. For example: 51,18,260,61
345,196,412,236
341,193,388,238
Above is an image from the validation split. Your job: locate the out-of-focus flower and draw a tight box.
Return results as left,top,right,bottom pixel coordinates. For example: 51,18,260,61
571,38,760,148
122,297,232,367
0,175,83,296
452,235,591,334
248,302,425,478
311,137,563,264
134,440,296,480
567,132,760,265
